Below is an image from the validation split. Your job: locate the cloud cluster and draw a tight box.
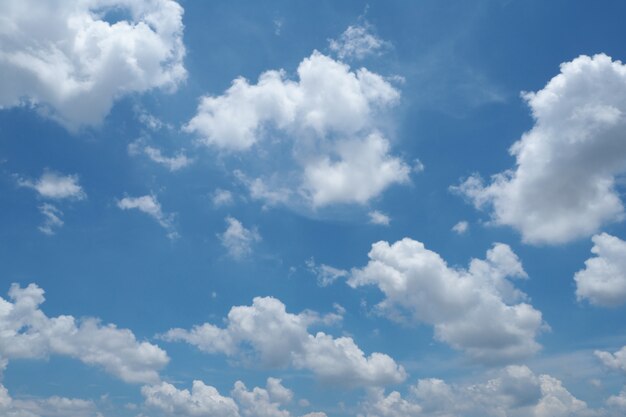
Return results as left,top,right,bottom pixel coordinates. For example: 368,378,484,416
162,296,406,387
456,54,626,244
575,233,626,307
0,283,169,384
0,0,186,129
349,238,545,363
0,384,99,417
359,366,593,417
185,51,409,207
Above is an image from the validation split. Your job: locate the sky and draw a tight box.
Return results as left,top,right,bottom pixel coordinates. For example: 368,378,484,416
2,1,626,416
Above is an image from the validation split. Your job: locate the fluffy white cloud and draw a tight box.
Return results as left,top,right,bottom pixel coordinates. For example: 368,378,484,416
0,384,100,417
219,217,261,259
232,378,291,417
18,171,86,200
185,51,408,207
368,210,391,226
117,194,178,239
359,366,594,417
329,23,390,60
452,220,469,235
349,238,545,363
162,296,406,387
142,380,240,417
596,345,626,374
38,203,64,235
0,0,186,129
455,54,626,244
0,283,169,384
575,233,626,307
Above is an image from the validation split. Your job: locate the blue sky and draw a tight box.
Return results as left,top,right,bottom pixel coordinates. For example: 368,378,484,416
2,1,626,416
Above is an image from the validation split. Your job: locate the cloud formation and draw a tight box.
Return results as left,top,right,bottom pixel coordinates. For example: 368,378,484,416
117,194,178,239
349,238,545,363
456,54,626,244
329,23,391,60
18,171,86,200
0,0,186,129
219,217,261,259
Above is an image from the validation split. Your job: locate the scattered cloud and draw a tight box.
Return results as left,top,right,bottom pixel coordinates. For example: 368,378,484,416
329,22,391,61
212,189,235,207
18,170,86,200
162,296,406,387
38,203,64,235
575,233,626,307
596,345,626,374
0,384,100,417
0,283,169,384
349,238,545,363
368,210,390,226
0,0,186,129
219,217,261,259
129,141,193,172
117,194,178,239
455,54,626,245
452,220,469,235
306,258,349,287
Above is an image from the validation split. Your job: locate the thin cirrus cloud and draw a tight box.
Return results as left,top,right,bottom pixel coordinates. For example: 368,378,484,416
0,0,186,130
455,54,626,245
0,283,169,384
185,49,410,208
161,296,406,387
348,238,546,363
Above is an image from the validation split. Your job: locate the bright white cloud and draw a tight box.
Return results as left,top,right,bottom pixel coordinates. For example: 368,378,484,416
0,384,100,417
117,194,178,239
306,258,349,287
452,220,469,235
38,203,64,235
596,345,626,374
219,217,261,259
18,171,86,200
359,366,593,417
185,51,407,207
0,283,169,384
232,378,291,417
329,23,390,60
455,54,626,245
349,238,545,363
0,0,186,129
575,233,626,307
162,296,406,387
368,210,391,226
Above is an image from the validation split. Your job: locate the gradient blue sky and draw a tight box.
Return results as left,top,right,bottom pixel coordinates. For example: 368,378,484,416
2,1,626,416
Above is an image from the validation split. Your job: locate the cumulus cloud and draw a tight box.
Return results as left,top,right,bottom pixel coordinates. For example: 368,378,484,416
452,220,469,235
0,283,169,384
368,210,391,226
18,171,86,200
162,296,406,387
455,54,626,245
0,0,186,129
219,217,261,259
359,366,594,417
0,384,100,417
185,51,408,207
349,238,545,363
596,345,626,374
232,378,292,417
575,233,626,307
117,194,178,239
329,23,391,60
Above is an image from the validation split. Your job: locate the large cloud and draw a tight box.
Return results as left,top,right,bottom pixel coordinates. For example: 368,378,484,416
0,0,186,129
575,233,626,307
456,54,626,244
185,50,409,207
348,238,546,363
0,283,169,384
162,296,406,387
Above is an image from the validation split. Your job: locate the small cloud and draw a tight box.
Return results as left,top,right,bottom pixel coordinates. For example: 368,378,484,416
117,194,178,239
219,217,261,259
38,203,64,235
306,258,348,287
413,158,425,173
273,18,283,35
129,140,192,172
329,22,391,60
212,189,234,207
452,220,469,235
134,105,173,131
368,210,390,226
18,170,86,200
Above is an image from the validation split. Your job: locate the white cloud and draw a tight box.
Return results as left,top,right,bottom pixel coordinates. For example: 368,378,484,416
0,283,169,384
452,220,469,235
212,189,235,207
329,23,391,61
185,51,407,207
575,233,626,307
232,378,291,417
219,217,261,259
0,384,100,417
359,366,594,417
306,258,349,287
142,380,240,417
38,203,64,235
129,141,192,171
368,211,390,226
162,296,406,387
18,171,86,200
607,387,626,410
0,0,186,129
348,238,545,363
455,54,626,245
117,194,178,239
596,345,626,374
